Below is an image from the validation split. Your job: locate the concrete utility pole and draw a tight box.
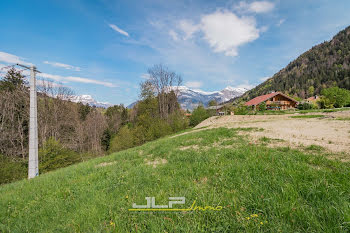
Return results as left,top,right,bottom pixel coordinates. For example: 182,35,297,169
28,66,39,179
17,64,39,179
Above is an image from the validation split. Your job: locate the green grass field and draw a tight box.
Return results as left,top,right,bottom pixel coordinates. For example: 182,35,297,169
1,128,349,232
297,107,350,114
290,115,325,119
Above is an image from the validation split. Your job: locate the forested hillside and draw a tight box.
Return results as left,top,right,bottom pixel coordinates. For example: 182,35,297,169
236,25,350,102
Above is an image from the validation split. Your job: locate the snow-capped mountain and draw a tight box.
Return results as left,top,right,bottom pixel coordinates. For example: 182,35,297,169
176,86,248,110
70,95,112,108
127,86,248,110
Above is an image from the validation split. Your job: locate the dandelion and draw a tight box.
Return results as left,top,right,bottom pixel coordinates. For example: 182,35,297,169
260,222,264,225
246,217,250,220
125,195,129,199
110,221,115,226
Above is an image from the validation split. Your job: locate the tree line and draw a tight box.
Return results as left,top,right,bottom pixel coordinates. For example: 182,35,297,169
0,64,189,184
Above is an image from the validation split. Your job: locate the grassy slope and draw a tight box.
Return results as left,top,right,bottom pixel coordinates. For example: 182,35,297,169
0,128,349,232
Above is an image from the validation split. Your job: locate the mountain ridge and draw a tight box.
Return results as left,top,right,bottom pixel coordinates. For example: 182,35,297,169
70,94,112,108
128,86,249,110
231,25,350,103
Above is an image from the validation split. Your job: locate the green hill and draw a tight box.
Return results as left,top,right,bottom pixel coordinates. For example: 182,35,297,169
236,25,350,102
0,127,349,232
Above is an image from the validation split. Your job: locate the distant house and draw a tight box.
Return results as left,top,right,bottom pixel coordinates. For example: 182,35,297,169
206,105,226,115
306,95,321,103
245,92,298,110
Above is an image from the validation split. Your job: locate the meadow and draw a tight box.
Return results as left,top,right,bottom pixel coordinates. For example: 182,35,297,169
0,127,349,232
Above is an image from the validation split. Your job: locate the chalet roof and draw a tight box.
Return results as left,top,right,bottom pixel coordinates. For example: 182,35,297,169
206,105,224,110
307,95,320,101
245,92,298,106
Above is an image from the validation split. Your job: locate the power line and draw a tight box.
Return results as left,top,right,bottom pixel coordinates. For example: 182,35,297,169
0,65,15,71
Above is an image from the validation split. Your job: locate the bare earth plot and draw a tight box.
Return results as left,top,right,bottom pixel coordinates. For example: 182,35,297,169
194,111,350,161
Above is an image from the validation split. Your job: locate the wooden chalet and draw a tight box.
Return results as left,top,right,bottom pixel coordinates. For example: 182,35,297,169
206,105,226,115
245,92,298,110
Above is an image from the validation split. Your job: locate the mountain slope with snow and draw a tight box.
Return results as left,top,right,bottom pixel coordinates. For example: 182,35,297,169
127,86,248,110
70,95,112,108
177,86,248,110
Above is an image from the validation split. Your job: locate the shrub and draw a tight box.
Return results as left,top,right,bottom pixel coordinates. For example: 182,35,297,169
39,137,81,173
189,106,210,127
258,102,266,111
109,126,136,153
234,104,249,115
298,102,313,110
0,155,27,185
168,112,189,132
321,87,350,108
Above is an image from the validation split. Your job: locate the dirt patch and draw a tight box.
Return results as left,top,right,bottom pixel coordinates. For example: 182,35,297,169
170,129,205,138
194,177,208,184
144,158,168,168
95,161,117,168
179,145,200,151
195,111,350,158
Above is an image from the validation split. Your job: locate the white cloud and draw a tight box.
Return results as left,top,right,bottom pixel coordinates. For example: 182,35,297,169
277,19,285,27
200,10,260,56
38,72,116,87
260,25,269,33
236,82,256,90
185,81,202,88
169,30,179,41
37,72,63,82
108,24,129,37
178,20,200,40
0,51,33,66
260,76,270,81
43,61,81,71
64,76,116,87
249,1,275,13
1,61,116,87
236,1,275,14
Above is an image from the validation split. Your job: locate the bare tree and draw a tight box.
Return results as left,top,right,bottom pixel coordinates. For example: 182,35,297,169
0,68,29,159
37,80,78,148
82,109,107,153
147,64,182,119
0,89,29,158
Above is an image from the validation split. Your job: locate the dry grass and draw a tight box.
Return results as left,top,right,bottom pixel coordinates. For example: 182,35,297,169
195,110,350,158
144,158,168,168
94,161,117,168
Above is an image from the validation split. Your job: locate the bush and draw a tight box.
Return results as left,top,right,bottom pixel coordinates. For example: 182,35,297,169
321,87,350,108
0,155,27,185
298,102,313,110
168,112,189,132
146,119,173,140
189,106,210,127
234,104,249,115
258,102,266,111
109,126,136,153
39,137,82,173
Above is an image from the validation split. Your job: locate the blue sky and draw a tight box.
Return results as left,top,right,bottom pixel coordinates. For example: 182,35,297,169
1,0,350,105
